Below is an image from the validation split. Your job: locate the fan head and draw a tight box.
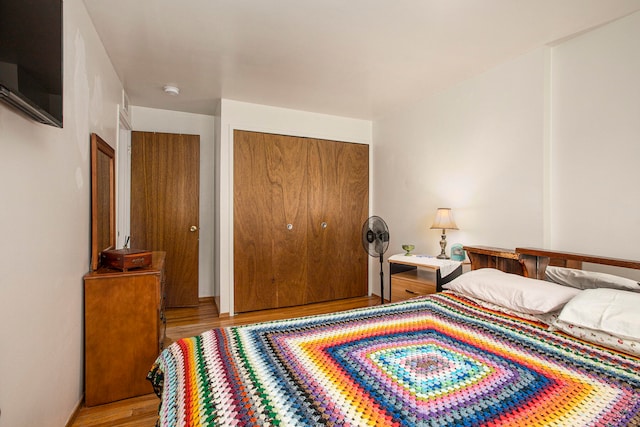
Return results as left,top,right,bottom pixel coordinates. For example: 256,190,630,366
361,216,390,257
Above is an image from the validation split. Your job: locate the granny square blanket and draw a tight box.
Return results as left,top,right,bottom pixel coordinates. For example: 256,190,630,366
148,293,640,426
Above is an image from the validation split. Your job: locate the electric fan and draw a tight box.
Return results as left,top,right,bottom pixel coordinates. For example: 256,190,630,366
361,216,390,304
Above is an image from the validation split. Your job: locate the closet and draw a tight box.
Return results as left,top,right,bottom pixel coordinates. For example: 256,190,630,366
234,130,369,313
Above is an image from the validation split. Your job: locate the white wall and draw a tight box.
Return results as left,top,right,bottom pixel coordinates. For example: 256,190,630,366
216,99,373,314
550,11,640,260
372,11,640,297
373,49,547,299
0,0,123,425
130,106,216,298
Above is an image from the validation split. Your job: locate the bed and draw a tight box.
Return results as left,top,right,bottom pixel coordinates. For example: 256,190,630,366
147,248,640,426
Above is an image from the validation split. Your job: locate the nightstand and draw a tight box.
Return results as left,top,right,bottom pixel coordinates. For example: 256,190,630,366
388,255,463,302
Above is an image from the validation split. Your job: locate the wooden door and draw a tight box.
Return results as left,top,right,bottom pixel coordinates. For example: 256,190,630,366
306,139,369,303
130,131,200,307
234,131,308,313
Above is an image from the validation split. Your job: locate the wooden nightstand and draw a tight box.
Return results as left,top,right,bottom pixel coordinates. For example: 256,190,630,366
388,255,463,303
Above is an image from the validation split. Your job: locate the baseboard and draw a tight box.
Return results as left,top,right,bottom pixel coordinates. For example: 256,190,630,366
371,292,389,303
198,296,229,317
211,295,230,318
65,395,84,427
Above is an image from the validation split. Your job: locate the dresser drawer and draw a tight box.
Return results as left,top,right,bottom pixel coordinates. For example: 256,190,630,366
390,269,437,302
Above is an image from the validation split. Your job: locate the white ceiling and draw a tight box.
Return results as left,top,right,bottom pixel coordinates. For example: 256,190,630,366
84,0,640,120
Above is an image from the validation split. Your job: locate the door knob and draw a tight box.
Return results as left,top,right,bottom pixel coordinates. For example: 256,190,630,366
321,222,328,229
190,225,198,232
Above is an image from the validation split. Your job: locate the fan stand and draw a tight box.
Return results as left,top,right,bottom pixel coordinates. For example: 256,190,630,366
361,215,390,305
379,253,384,304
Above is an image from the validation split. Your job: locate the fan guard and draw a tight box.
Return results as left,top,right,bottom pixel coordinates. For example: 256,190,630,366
361,216,390,304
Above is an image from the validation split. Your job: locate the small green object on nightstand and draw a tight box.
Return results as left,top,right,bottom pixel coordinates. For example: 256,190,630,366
401,244,415,256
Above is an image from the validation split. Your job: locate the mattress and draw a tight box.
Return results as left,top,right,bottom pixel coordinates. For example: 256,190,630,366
147,293,640,426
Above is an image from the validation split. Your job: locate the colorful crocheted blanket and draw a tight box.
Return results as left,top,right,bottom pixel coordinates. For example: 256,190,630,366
148,293,640,426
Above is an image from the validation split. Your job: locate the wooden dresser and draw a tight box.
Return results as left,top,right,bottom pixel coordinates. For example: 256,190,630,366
83,251,166,406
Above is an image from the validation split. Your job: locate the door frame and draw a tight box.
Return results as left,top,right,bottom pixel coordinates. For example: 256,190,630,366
116,107,132,249
120,108,216,304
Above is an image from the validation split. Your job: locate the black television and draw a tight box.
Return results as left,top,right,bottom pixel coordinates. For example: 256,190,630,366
0,0,63,127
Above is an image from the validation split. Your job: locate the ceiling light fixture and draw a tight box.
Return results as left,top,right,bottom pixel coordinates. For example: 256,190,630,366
163,85,180,96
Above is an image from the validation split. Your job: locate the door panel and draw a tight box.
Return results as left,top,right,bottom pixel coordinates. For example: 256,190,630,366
234,131,308,312
234,131,277,312
268,135,308,308
131,132,200,307
307,139,369,303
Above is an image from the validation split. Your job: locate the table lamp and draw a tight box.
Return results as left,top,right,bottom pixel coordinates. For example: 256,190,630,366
430,208,458,259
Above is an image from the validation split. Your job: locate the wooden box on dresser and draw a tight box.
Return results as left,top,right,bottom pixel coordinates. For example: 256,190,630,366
83,251,166,407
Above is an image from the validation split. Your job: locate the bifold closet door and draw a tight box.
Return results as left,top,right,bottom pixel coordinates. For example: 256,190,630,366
234,130,369,313
306,140,369,303
234,131,308,313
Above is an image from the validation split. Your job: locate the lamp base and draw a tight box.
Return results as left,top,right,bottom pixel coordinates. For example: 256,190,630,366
437,229,449,259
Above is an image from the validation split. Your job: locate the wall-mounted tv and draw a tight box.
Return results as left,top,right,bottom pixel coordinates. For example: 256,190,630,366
0,0,63,128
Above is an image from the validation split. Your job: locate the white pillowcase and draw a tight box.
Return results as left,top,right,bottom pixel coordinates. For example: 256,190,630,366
443,268,580,314
557,288,640,341
551,319,640,358
545,266,640,292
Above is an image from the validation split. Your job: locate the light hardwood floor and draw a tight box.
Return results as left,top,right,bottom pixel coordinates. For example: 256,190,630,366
69,295,381,427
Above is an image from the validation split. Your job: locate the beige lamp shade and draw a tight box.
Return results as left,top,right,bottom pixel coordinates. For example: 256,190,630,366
430,208,458,230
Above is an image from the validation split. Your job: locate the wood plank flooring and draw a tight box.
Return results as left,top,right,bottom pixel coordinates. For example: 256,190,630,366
69,295,381,427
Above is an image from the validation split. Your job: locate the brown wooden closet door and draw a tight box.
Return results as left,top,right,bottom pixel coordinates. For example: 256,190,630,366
234,131,308,313
306,140,369,303
130,131,200,307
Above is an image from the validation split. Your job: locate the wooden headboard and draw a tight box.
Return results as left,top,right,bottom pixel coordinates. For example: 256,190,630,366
463,245,640,279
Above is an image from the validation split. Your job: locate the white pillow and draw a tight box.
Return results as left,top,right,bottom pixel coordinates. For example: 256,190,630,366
443,268,580,314
545,266,640,292
557,288,640,341
551,319,640,358
456,293,557,324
